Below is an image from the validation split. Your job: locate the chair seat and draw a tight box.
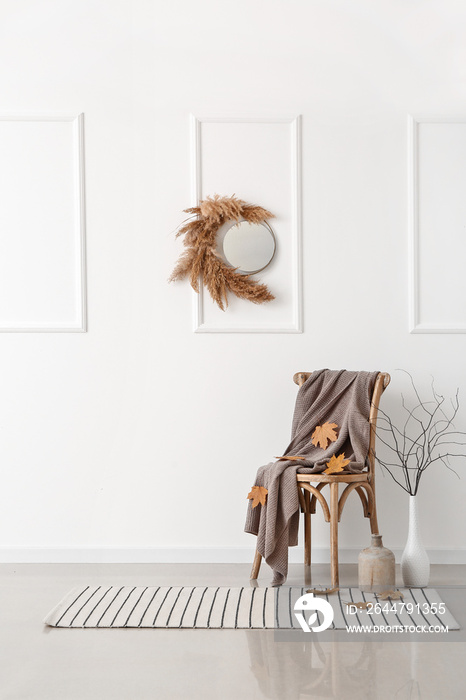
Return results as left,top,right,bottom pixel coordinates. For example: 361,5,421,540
296,472,370,483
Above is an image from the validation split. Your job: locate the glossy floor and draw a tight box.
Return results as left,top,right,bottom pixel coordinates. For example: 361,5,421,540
1,563,465,699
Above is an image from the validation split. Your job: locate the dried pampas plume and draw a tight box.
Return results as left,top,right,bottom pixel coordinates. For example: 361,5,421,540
169,194,275,310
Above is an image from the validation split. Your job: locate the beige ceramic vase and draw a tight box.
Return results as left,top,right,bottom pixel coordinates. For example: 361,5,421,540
358,534,395,592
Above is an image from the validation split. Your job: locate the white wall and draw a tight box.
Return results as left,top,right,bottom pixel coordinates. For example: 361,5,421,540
1,0,466,564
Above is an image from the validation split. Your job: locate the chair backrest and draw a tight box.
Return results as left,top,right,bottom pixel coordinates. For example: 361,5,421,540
292,371,390,476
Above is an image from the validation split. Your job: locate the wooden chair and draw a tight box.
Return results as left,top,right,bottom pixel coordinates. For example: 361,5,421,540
250,371,390,586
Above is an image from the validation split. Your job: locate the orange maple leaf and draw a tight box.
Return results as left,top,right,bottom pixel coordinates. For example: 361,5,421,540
311,422,338,449
274,455,306,461
378,590,404,601
247,485,268,508
344,600,371,609
323,453,350,474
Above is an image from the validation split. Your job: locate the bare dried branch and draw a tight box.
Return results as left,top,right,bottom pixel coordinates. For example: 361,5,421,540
374,373,466,495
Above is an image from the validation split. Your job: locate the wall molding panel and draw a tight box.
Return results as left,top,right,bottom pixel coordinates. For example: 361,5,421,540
0,112,87,332
190,115,302,333
408,115,466,333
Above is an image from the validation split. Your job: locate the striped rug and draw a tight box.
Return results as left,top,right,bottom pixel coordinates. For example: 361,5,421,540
43,585,459,630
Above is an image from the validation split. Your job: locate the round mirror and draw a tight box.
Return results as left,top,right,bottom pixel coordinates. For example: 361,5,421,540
222,221,276,274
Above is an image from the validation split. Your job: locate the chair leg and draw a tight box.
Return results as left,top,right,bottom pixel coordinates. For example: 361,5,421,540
250,549,262,580
330,482,339,588
370,509,379,534
304,489,311,567
368,484,379,535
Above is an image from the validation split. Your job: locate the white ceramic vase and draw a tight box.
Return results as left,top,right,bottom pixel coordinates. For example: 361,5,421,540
401,495,430,587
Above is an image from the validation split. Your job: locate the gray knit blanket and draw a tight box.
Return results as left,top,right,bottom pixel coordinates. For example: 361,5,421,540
244,369,379,585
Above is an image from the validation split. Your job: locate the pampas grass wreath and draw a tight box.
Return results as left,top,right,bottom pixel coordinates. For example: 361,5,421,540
169,194,275,310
